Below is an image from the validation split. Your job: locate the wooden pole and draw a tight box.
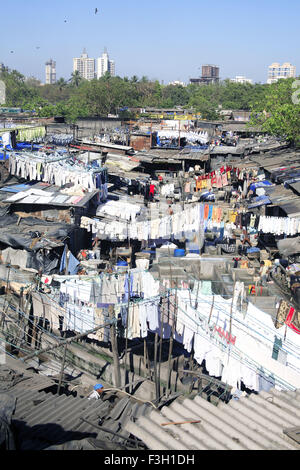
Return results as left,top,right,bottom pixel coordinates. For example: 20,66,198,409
229,281,236,339
166,280,177,398
154,331,159,401
150,121,153,149
161,420,201,426
124,270,130,387
157,293,164,397
143,338,148,376
109,304,121,388
57,343,67,395
188,339,195,394
208,295,215,325
21,319,115,362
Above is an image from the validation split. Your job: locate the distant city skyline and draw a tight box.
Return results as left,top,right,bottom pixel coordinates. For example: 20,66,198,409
1,0,299,85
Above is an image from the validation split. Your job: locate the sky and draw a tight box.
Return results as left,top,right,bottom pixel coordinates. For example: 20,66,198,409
1,0,299,84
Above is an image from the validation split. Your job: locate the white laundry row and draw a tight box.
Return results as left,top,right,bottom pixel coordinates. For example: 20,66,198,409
81,203,203,241
9,153,105,192
258,215,300,236
96,199,142,221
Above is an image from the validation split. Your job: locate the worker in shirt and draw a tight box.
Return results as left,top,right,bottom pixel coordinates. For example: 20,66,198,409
88,383,104,400
259,261,271,286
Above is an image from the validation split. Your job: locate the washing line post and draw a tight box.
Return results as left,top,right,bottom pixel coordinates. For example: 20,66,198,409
57,343,68,395
166,282,177,399
188,339,195,394
143,338,150,379
229,281,236,339
154,330,159,401
0,265,10,329
157,272,165,398
124,269,130,389
109,304,121,388
208,295,215,325
20,319,116,362
195,264,201,310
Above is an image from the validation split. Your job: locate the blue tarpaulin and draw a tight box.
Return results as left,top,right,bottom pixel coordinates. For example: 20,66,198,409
0,183,35,193
247,247,260,253
249,180,272,191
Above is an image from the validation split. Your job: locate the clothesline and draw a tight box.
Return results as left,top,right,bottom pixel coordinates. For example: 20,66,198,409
9,153,108,194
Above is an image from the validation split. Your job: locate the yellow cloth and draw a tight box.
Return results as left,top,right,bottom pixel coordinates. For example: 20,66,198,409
229,211,238,223
212,206,218,222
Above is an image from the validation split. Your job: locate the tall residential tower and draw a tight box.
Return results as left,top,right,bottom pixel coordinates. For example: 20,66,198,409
73,49,95,80
96,48,115,79
45,59,56,84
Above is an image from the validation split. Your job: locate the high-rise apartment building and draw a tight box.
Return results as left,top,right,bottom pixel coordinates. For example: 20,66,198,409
45,59,56,84
190,64,220,85
201,65,219,83
96,48,115,79
267,62,296,84
73,49,95,80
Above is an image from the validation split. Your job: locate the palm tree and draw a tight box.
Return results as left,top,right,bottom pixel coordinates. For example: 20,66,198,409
56,77,68,91
69,70,82,88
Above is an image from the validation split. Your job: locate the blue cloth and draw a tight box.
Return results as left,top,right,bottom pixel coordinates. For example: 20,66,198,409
59,245,67,272
60,245,80,274
124,273,133,301
68,251,80,275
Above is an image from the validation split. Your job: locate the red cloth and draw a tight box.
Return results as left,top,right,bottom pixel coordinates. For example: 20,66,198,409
285,307,300,335
149,184,155,195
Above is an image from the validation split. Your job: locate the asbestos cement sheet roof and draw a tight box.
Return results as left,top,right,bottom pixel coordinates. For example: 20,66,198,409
289,181,300,195
125,389,300,450
0,356,55,394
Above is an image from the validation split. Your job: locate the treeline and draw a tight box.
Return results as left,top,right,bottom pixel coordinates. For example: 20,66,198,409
1,66,300,145
1,66,267,121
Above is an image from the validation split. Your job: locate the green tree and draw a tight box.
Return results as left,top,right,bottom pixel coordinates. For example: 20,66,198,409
69,70,82,88
250,78,300,146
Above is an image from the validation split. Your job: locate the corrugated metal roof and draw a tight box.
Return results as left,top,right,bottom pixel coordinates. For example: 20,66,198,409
1,356,150,450
8,387,150,450
125,389,300,450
